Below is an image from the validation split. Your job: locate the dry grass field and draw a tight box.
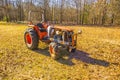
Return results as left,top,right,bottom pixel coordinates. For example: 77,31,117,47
0,23,120,80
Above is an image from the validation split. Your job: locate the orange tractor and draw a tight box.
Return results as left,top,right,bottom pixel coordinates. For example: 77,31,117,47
24,11,81,59
24,21,82,59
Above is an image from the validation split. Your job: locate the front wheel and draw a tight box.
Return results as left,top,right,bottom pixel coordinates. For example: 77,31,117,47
49,42,60,59
67,47,76,53
24,28,39,50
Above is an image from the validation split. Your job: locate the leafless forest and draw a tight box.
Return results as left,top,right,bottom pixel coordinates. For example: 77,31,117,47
0,0,120,25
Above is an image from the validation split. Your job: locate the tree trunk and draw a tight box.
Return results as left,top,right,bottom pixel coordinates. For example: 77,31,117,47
111,14,114,25
60,0,64,24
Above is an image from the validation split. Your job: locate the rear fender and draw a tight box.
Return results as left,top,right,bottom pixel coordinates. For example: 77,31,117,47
33,26,47,40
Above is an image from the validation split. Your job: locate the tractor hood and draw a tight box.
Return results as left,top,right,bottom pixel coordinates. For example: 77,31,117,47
54,26,73,31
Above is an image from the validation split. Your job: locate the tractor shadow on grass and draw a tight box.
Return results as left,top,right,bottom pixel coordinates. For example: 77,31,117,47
34,48,110,67
34,48,75,66
34,48,50,56
68,50,110,67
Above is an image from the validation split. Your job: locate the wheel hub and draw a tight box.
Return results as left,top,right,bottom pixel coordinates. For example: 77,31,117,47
26,33,32,44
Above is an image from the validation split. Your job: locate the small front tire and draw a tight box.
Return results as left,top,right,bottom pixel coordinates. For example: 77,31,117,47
49,42,60,59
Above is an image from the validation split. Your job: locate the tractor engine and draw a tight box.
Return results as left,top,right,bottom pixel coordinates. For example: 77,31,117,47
53,30,73,44
52,29,76,52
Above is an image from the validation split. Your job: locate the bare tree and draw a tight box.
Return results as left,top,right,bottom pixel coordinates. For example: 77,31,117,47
60,0,64,24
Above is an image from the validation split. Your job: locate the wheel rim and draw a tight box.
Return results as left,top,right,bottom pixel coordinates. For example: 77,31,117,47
49,45,53,54
26,33,32,44
49,45,57,59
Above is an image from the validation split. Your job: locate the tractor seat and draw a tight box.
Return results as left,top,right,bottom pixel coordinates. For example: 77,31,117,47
36,23,47,32
36,23,43,28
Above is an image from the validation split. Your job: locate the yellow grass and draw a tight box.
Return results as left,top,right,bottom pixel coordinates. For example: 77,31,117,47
0,23,120,80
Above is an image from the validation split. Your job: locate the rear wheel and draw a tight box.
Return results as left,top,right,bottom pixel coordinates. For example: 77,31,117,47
49,42,60,59
24,28,39,50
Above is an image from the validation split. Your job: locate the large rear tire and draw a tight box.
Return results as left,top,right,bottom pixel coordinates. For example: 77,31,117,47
49,42,60,59
24,28,39,50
